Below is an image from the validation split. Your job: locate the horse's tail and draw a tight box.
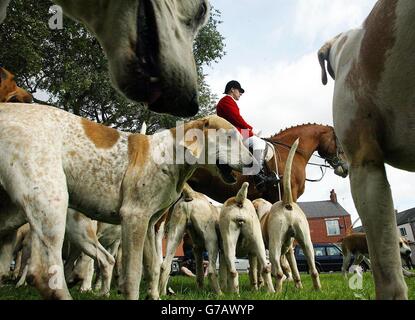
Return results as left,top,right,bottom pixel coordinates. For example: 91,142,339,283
140,122,147,134
282,138,299,206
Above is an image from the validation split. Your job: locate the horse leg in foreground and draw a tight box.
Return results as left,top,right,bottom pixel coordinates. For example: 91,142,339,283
318,0,415,299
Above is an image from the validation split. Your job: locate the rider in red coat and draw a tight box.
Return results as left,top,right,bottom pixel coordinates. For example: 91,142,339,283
217,95,254,139
216,81,280,190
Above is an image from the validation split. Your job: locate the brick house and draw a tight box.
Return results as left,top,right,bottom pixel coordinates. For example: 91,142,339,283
396,208,415,243
298,190,352,244
353,208,415,242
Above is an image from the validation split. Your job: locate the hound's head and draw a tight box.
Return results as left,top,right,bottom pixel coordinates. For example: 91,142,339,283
0,67,32,103
57,0,210,117
252,198,272,221
178,116,255,184
399,237,412,258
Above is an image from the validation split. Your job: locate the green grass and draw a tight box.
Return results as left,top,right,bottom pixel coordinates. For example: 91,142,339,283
1,273,414,300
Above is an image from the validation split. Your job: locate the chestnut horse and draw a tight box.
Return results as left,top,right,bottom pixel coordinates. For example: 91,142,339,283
188,124,349,204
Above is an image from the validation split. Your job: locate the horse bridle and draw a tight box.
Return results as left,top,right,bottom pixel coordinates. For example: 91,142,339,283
316,134,345,169
264,134,345,182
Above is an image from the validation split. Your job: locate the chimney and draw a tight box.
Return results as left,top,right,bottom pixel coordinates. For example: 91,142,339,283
330,189,338,204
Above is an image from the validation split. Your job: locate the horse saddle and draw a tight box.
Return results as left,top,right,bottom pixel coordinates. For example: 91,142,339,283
251,139,281,191
263,140,276,162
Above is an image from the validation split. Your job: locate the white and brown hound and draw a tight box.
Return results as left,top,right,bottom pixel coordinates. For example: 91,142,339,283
159,184,222,296
219,182,274,294
0,66,32,103
318,0,415,299
260,139,321,292
0,0,209,116
10,210,118,296
341,233,414,278
0,103,253,300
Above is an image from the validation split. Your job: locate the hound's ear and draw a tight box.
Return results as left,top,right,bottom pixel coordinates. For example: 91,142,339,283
0,67,7,82
318,42,335,85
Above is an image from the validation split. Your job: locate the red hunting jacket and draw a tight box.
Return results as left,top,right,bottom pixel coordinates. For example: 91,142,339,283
216,95,254,139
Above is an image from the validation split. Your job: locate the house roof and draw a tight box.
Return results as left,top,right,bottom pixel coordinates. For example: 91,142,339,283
396,208,415,226
352,207,415,232
353,226,365,233
298,201,350,219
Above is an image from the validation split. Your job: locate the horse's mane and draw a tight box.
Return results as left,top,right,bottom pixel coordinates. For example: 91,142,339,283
268,123,332,140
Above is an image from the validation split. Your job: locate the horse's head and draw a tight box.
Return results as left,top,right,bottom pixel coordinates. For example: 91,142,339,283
318,127,349,178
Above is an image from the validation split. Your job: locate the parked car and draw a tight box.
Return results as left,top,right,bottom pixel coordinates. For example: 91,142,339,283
170,255,251,276
294,243,369,273
170,257,181,276
215,257,250,274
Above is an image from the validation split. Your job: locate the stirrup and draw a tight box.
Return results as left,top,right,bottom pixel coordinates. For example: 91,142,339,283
266,171,281,187
254,171,280,191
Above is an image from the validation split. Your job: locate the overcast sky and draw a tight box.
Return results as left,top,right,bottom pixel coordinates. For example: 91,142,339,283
204,0,415,225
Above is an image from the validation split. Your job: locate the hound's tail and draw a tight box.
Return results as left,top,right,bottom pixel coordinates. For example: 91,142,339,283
282,138,300,207
236,182,249,206
345,217,362,236
140,122,147,134
182,183,195,202
318,39,336,85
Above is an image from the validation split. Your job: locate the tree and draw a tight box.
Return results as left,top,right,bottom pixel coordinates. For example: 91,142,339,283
0,0,225,133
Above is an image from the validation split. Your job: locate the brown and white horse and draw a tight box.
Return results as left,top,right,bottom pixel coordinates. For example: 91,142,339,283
189,124,349,204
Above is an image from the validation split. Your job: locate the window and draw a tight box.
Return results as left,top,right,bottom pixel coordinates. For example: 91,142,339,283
314,247,326,257
400,227,408,237
326,220,341,236
326,246,341,256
